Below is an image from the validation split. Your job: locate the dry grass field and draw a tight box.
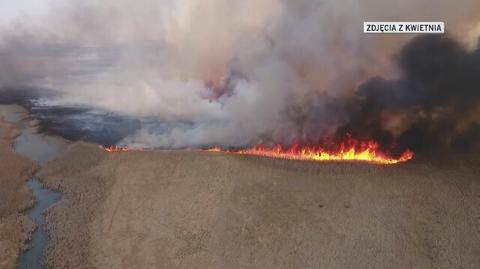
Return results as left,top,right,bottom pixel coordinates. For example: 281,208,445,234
38,143,480,269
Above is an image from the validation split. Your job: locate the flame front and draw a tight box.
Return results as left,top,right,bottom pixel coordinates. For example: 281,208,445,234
100,145,129,152
211,139,413,165
100,138,413,165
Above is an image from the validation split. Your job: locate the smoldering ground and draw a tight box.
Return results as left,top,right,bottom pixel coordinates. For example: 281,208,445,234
0,0,480,153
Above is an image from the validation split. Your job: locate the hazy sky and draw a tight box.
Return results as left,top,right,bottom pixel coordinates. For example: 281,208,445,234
0,1,47,23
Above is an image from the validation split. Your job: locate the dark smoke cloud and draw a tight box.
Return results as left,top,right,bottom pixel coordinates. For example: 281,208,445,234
336,35,480,153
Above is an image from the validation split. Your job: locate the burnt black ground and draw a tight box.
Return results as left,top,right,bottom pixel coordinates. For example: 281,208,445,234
0,88,141,145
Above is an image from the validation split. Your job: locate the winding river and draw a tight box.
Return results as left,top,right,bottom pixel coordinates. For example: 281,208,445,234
0,105,66,269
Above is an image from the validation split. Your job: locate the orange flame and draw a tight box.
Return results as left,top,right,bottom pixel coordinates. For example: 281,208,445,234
100,138,413,164
210,139,413,165
100,145,130,153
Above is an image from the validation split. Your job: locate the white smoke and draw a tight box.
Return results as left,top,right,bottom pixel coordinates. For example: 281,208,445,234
1,0,480,148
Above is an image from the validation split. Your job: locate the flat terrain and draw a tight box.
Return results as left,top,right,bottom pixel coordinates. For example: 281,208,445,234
38,143,480,269
0,118,38,269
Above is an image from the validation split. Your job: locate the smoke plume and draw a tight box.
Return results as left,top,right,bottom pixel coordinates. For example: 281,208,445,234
338,35,480,153
1,0,480,151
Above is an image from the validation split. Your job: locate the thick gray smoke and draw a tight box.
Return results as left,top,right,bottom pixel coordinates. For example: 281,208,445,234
1,0,480,149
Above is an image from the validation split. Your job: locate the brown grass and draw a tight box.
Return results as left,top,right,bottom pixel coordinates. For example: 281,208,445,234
38,143,480,269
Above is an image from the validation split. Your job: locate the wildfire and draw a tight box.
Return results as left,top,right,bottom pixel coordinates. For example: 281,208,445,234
100,138,413,165
100,145,130,153
210,139,413,165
